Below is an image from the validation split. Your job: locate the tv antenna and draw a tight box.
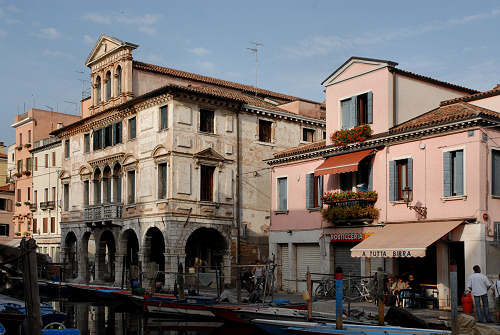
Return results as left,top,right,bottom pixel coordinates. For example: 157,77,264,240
247,42,263,96
76,70,90,101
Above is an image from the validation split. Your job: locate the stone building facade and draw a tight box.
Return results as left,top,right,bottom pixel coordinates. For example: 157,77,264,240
54,35,325,287
29,137,63,262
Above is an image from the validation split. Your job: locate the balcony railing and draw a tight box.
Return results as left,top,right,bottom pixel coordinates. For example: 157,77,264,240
84,203,123,221
40,201,55,210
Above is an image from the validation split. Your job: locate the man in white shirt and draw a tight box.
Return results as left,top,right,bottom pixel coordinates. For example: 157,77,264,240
467,265,492,323
492,273,500,325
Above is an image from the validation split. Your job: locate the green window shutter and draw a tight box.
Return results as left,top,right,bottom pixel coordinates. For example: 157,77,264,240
454,150,464,195
368,162,373,191
443,151,452,197
493,150,500,196
279,178,287,211
351,96,358,128
341,99,351,129
389,160,396,201
407,158,413,190
367,91,373,124
319,175,324,207
305,173,314,209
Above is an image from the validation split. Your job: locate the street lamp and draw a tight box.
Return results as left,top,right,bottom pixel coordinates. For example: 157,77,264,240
402,186,427,219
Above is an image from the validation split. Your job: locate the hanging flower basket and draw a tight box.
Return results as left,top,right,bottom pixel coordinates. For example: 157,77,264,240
330,124,372,147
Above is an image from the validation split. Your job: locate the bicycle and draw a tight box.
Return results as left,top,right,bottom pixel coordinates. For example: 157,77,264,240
314,277,336,298
349,279,375,303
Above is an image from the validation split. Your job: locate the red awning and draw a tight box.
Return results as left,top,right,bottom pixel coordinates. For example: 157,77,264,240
314,149,374,176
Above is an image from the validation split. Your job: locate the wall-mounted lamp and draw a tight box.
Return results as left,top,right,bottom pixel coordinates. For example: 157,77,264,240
402,186,427,219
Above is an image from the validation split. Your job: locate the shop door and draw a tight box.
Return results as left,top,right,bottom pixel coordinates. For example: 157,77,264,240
334,244,361,279
296,244,321,293
280,244,289,291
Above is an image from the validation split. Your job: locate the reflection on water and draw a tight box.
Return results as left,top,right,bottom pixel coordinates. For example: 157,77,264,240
53,301,262,335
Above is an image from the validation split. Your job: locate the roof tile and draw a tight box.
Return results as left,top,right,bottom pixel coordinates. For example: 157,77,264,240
440,85,500,106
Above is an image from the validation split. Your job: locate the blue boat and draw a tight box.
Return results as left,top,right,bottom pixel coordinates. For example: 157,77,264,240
0,294,66,326
0,321,5,335
252,319,450,335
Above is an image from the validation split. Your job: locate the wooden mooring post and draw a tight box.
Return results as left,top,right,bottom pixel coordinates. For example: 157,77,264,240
376,268,385,326
20,238,41,335
306,269,312,321
450,263,458,335
335,266,343,330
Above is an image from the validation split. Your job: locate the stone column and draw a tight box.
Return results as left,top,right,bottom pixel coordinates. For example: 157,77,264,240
436,241,450,309
114,253,125,287
94,250,104,282
75,239,87,283
223,253,232,286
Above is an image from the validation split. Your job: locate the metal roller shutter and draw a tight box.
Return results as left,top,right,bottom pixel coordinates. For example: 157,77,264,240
370,258,384,275
280,244,289,291
296,244,321,293
334,244,360,279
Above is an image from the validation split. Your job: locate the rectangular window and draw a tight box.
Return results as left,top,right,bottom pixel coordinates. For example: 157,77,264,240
50,217,55,233
443,150,464,197
94,180,101,204
52,187,56,202
84,134,90,153
492,149,500,197
158,163,167,199
44,188,48,202
341,91,373,129
160,105,168,130
34,157,38,171
259,120,272,143
306,173,323,209
277,177,288,211
52,151,56,166
340,172,353,192
0,224,8,236
27,187,31,201
17,189,21,202
63,184,69,211
389,158,413,201
323,131,327,140
32,219,37,234
200,165,215,201
34,190,37,205
43,218,48,234
113,122,122,144
0,198,7,210
45,154,48,168
83,180,89,206
28,130,31,143
104,178,111,203
303,128,315,142
127,170,136,203
19,133,22,146
104,125,112,147
17,160,22,173
93,129,102,150
128,117,136,140
199,109,214,134
64,140,70,158
115,175,122,203
495,222,500,242
26,157,31,171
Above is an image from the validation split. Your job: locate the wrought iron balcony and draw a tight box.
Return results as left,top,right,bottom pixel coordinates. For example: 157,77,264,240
83,203,123,221
40,201,55,210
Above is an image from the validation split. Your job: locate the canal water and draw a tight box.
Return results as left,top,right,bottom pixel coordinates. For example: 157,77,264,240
52,301,263,335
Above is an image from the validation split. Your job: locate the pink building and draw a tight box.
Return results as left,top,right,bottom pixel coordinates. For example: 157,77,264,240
267,57,500,309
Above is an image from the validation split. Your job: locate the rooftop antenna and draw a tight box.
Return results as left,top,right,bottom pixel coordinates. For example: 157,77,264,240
247,42,263,96
76,70,90,101
64,100,78,114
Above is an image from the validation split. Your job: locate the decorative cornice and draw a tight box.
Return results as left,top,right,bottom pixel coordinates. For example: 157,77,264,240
266,117,495,165
89,153,125,168
243,105,325,127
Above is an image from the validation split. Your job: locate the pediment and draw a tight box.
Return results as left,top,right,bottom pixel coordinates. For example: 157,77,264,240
322,57,397,87
85,34,138,67
121,153,138,166
79,165,92,176
152,144,169,158
59,170,71,180
193,148,225,162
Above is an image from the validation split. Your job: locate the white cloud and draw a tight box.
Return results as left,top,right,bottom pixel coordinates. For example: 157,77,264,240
188,47,210,56
138,25,156,35
197,61,216,73
81,12,112,24
43,49,74,60
81,12,160,35
37,27,61,39
283,8,500,58
83,34,94,44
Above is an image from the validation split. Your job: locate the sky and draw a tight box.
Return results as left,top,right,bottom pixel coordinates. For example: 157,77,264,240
0,0,499,145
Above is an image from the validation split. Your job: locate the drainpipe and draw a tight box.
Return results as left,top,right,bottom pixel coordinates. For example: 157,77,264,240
235,105,242,302
392,68,397,127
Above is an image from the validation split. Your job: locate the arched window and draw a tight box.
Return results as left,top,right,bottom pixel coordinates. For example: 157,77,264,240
116,66,122,95
96,76,101,103
105,71,111,101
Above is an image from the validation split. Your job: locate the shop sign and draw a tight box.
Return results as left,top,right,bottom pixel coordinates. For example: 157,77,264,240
360,250,414,257
330,232,372,242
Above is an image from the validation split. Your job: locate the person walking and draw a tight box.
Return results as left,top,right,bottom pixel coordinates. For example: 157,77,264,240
492,273,500,324
467,265,492,323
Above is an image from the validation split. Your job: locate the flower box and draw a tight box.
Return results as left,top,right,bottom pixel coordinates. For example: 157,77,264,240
322,204,379,225
15,202,22,207
24,143,31,148
24,201,31,206
322,190,377,204
15,232,21,236
14,172,22,178
16,146,23,151
24,170,31,176
330,124,372,147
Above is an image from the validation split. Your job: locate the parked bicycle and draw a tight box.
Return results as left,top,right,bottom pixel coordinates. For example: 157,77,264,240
347,279,375,303
314,277,336,298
